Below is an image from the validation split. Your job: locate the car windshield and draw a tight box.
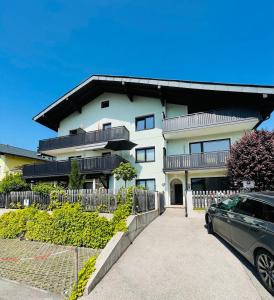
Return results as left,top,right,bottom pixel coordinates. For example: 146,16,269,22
218,196,241,211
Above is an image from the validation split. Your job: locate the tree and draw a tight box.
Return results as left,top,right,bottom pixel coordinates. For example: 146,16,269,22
69,160,85,189
112,162,137,187
227,130,274,191
0,173,29,193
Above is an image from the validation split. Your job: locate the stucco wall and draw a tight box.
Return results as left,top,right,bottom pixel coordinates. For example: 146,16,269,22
166,103,187,118
57,93,166,192
166,131,244,156
0,155,44,180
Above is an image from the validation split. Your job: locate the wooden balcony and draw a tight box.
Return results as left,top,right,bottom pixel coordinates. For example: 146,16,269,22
164,151,230,171
23,155,125,179
163,108,261,139
38,126,135,154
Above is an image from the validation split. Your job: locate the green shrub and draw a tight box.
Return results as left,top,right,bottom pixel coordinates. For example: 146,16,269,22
69,255,97,300
0,187,135,249
49,203,85,246
32,183,56,195
82,213,114,248
0,207,38,238
26,210,53,242
0,173,29,193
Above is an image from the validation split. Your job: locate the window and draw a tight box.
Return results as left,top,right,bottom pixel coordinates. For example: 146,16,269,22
136,147,155,162
263,204,274,223
234,198,274,223
136,179,156,191
190,139,230,153
191,177,230,191
69,128,85,135
103,123,112,130
101,100,109,108
218,196,241,211
68,156,81,160
233,198,264,218
136,115,154,131
102,152,111,156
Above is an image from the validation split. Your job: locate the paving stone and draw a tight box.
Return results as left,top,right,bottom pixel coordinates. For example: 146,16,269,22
0,239,100,296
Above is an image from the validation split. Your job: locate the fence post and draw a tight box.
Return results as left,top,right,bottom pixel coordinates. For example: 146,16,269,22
186,190,193,217
154,192,160,214
5,193,9,209
75,246,79,294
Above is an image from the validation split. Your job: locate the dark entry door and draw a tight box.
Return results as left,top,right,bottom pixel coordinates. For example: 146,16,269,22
174,184,183,205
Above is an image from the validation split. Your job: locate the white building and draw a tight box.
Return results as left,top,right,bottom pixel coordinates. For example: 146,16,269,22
23,75,274,206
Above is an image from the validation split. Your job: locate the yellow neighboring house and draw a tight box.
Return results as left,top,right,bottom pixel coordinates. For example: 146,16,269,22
0,144,48,181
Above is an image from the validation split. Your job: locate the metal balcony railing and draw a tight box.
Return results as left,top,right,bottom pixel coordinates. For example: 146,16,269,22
163,108,261,133
38,126,129,152
164,151,230,171
23,155,125,178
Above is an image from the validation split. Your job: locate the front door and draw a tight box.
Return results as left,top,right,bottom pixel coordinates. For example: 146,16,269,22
174,184,183,205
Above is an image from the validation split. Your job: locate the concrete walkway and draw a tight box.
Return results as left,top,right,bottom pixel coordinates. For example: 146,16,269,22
86,208,272,300
0,278,63,300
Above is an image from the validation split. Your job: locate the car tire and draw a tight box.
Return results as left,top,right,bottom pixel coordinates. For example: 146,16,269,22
255,250,274,296
206,215,214,234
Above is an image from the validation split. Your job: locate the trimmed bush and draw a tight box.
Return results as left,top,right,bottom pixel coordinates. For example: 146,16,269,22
0,207,38,238
0,186,136,249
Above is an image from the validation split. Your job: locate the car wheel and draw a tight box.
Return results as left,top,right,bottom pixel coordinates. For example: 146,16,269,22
206,215,214,234
256,250,274,295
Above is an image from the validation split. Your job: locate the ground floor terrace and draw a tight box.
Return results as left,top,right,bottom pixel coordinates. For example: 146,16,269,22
164,168,230,207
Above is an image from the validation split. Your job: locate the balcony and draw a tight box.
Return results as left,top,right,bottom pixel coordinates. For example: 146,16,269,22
23,155,125,179
38,126,136,155
164,151,230,171
163,108,261,139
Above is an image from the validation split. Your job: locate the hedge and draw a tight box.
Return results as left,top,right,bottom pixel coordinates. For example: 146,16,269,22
0,187,134,249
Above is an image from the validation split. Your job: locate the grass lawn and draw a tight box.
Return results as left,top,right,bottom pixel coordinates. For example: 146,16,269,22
0,239,99,297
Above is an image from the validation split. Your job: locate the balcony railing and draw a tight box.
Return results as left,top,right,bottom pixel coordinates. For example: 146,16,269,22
23,155,125,179
163,108,261,133
164,151,230,171
38,126,130,152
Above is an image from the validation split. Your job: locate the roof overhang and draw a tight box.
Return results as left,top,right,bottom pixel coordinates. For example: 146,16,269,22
34,75,274,131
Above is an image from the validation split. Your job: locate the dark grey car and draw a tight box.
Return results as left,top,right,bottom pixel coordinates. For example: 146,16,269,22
205,192,274,295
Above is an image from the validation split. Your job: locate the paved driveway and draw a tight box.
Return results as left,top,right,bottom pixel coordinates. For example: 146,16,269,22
86,208,272,300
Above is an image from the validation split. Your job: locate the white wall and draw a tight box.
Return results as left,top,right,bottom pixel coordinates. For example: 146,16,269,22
166,103,187,118
166,131,244,156
57,93,166,192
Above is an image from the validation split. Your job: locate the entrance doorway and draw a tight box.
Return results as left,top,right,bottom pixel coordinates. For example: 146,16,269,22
170,179,183,205
174,184,183,205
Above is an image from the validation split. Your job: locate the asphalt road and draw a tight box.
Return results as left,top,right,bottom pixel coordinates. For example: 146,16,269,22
86,208,273,300
0,278,63,300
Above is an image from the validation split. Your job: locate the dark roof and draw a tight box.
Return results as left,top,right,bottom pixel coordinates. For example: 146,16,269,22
243,192,274,206
0,144,47,161
34,75,274,131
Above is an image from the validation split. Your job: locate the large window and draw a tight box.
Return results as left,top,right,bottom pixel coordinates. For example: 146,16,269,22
136,179,156,191
191,177,230,191
136,115,154,131
136,147,155,162
190,139,230,153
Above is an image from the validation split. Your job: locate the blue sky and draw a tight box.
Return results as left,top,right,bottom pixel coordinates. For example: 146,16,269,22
0,0,273,150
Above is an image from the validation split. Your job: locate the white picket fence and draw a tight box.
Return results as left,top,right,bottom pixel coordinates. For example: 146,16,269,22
192,190,239,209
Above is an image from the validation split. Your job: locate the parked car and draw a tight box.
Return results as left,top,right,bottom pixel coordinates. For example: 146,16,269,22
205,192,274,295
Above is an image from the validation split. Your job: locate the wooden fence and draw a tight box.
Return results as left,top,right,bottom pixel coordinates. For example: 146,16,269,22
192,190,239,209
0,189,158,214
